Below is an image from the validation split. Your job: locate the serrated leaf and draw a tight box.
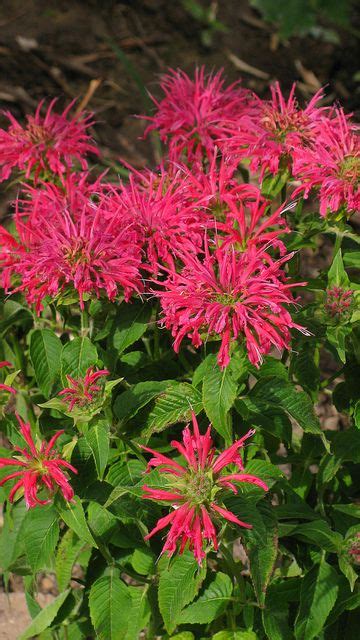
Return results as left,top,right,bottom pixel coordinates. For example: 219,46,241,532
178,572,233,624
85,421,109,480
0,501,27,571
113,380,173,422
19,590,71,640
56,529,84,591
249,377,324,439
202,355,239,440
288,520,343,552
89,568,132,640
25,505,59,573
294,559,339,640
248,507,278,605
30,329,62,397
61,337,98,384
328,250,350,288
124,586,151,640
158,551,206,633
110,301,152,354
57,496,97,548
338,556,358,592
144,383,203,437
87,502,118,543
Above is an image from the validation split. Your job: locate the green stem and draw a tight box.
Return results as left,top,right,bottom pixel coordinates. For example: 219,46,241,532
81,305,89,337
333,231,344,255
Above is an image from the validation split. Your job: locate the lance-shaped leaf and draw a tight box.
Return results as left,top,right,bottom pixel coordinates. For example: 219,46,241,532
89,568,132,640
177,572,233,625
294,559,339,640
30,328,62,397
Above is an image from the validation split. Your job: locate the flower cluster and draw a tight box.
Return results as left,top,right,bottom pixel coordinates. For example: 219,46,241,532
0,414,77,508
59,366,109,411
325,286,354,321
142,413,268,564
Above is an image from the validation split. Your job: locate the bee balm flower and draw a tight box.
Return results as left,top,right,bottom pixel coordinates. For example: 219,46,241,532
0,99,98,182
59,367,109,411
0,414,77,508
142,413,268,564
156,243,308,368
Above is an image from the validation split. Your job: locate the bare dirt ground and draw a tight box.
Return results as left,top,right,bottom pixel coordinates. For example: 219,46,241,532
0,0,359,637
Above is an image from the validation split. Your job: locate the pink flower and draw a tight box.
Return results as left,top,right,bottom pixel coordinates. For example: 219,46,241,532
0,414,77,508
0,99,98,182
293,109,360,216
227,82,326,179
156,242,309,368
115,166,204,272
59,367,109,411
325,286,353,320
142,413,268,564
143,67,254,161
0,360,16,395
0,175,142,312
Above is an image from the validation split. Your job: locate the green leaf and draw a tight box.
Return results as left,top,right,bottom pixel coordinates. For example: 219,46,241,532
178,572,233,624
0,501,27,571
202,354,239,440
30,329,62,397
249,377,324,439
19,590,71,640
158,551,206,633
338,555,358,592
89,568,132,640
248,508,278,605
25,505,59,573
333,504,360,518
61,337,98,384
110,301,152,354
131,547,155,575
87,502,118,543
0,300,32,335
55,529,84,591
124,586,150,640
85,420,110,480
294,559,339,640
262,584,293,640
144,383,203,437
212,631,258,640
113,380,173,422
57,496,97,548
328,250,350,288
283,519,343,552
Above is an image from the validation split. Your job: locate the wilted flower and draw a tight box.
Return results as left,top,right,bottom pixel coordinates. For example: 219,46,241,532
293,109,360,217
144,67,253,161
142,413,268,564
0,414,77,508
0,176,142,312
156,243,308,368
59,367,109,411
0,99,98,182
0,360,16,395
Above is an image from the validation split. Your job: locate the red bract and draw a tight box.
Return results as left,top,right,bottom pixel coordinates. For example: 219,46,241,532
0,99,98,182
0,414,77,508
0,360,16,395
143,67,253,162
293,109,360,216
325,286,353,320
142,413,268,564
59,366,109,411
0,176,142,312
227,82,326,179
156,243,308,368
116,167,204,272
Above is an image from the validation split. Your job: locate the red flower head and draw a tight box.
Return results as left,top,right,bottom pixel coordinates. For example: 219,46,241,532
293,109,360,217
0,175,142,312
0,360,16,395
0,414,77,509
156,243,309,369
117,166,204,272
142,413,268,564
325,286,354,321
227,82,326,179
0,99,98,182
59,366,109,411
143,67,253,162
